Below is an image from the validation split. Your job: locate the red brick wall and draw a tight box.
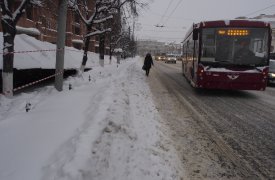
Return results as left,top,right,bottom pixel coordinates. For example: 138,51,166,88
0,2,91,52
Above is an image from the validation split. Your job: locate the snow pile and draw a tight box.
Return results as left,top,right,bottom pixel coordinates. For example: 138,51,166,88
16,26,41,36
113,48,123,53
0,32,97,70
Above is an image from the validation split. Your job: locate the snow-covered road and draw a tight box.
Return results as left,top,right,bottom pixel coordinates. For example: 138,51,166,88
2,55,275,179
150,61,275,179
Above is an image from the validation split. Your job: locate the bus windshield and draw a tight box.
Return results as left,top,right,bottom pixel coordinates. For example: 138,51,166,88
200,28,269,66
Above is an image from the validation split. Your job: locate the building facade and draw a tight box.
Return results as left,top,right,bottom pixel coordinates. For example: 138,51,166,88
137,40,181,56
0,1,110,53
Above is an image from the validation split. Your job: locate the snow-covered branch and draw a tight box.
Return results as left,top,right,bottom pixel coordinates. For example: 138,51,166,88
69,0,91,25
30,0,43,6
94,15,113,24
1,0,12,18
86,28,112,37
13,0,30,23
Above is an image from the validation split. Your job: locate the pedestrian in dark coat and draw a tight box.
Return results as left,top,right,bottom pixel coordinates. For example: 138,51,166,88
143,53,154,76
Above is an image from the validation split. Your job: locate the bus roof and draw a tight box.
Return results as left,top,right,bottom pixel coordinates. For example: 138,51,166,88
197,19,270,28
182,19,270,43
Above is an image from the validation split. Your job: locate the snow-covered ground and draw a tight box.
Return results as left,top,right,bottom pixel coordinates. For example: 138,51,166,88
0,34,184,180
0,33,96,70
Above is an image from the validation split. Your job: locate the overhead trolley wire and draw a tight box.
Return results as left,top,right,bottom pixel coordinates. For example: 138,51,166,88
149,11,198,21
138,35,183,40
141,29,185,32
163,0,184,24
157,0,176,25
138,23,185,29
243,3,275,17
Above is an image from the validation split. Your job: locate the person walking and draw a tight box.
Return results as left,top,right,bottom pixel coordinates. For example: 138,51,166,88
143,53,154,76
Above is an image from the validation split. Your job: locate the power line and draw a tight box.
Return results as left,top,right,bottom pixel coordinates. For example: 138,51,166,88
137,35,184,40
158,0,176,25
138,23,186,29
140,29,185,32
163,0,184,24
243,4,275,17
148,11,198,21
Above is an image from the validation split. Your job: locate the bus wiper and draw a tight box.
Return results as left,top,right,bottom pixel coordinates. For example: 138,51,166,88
254,67,262,72
244,65,262,72
236,64,263,72
217,60,231,63
219,60,230,62
206,65,212,70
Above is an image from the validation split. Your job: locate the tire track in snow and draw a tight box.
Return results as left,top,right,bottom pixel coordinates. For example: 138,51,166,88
150,61,265,179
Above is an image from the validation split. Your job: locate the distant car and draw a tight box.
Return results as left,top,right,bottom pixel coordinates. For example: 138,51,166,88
155,55,166,61
155,53,167,61
176,55,183,61
165,54,177,64
268,58,275,84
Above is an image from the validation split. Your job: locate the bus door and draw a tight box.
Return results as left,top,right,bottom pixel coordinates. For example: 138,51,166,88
193,38,199,83
187,40,194,81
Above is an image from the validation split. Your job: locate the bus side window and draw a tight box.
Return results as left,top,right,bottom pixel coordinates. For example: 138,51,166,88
201,28,216,61
188,39,194,61
186,41,189,60
181,45,185,61
253,39,267,58
194,40,199,61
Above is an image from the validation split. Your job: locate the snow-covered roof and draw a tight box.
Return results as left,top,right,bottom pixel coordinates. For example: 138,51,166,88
113,48,123,53
16,26,41,36
0,33,97,70
72,39,83,44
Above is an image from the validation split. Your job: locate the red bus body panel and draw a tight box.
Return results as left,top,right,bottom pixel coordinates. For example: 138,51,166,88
196,67,268,90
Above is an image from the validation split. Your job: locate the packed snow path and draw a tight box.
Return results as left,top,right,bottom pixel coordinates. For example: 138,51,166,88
0,58,185,180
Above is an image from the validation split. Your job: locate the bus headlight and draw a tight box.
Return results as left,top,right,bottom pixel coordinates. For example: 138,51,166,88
269,73,275,78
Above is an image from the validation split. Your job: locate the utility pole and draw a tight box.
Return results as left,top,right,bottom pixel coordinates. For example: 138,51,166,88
55,0,67,91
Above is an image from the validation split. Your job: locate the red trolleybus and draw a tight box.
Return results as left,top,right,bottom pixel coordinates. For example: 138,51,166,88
182,20,272,90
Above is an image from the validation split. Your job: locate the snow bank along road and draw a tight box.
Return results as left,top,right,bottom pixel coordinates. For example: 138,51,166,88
0,58,185,180
149,60,275,179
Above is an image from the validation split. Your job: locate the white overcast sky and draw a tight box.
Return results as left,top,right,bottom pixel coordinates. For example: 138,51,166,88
135,0,275,43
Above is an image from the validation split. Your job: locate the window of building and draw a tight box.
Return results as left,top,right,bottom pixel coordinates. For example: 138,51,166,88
73,25,81,35
95,47,99,53
40,16,46,27
14,2,21,10
46,20,51,29
26,4,33,20
74,13,80,23
73,43,81,50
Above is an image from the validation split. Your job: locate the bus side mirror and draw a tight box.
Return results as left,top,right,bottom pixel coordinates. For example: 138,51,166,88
193,29,198,40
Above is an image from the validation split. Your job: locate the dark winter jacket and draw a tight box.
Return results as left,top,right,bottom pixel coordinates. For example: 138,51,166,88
144,54,154,69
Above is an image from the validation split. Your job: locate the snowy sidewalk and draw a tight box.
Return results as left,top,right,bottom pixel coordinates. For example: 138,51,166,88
0,58,184,180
